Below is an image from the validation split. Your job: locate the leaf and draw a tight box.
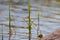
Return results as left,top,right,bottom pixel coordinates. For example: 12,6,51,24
26,26,32,29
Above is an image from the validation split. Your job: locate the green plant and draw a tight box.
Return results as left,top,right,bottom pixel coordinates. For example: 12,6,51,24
28,0,31,40
2,25,3,40
37,7,40,35
37,7,43,39
8,0,11,40
22,16,34,29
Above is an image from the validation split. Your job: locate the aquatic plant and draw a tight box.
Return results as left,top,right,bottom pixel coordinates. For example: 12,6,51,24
8,0,12,40
2,25,3,40
28,0,31,40
37,7,40,35
22,16,34,29
37,7,43,39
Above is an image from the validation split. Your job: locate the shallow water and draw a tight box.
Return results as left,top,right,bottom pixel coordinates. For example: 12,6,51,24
0,0,60,40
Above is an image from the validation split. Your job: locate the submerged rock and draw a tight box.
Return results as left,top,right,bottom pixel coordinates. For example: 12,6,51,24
41,28,60,40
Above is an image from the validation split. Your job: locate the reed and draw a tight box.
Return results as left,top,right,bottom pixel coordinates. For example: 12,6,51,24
8,0,11,40
28,0,31,40
37,7,43,39
2,25,3,40
37,7,40,35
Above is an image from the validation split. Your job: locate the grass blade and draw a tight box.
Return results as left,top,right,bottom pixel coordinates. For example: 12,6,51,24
8,0,11,40
37,7,40,35
37,7,43,39
28,0,31,40
2,25,3,40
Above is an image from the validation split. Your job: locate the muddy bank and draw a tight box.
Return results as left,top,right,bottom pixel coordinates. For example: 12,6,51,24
41,28,60,40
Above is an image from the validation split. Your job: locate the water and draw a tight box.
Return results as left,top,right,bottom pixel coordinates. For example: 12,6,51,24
0,0,60,40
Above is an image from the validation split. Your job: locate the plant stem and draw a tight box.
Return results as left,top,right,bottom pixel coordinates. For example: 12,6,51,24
2,25,3,40
37,7,40,35
28,0,31,40
8,0,11,40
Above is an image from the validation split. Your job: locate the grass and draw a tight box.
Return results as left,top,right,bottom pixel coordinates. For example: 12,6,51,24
8,0,31,40
8,0,11,40
2,25,3,40
37,7,40,35
37,7,43,39
7,0,42,40
22,16,33,29
28,0,31,40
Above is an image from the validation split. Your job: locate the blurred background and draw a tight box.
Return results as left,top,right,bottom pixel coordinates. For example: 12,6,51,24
0,0,60,40
0,0,60,7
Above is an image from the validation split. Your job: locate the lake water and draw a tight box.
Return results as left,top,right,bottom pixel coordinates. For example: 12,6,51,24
0,0,60,40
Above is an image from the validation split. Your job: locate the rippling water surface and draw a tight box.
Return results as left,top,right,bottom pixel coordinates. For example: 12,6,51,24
0,1,60,40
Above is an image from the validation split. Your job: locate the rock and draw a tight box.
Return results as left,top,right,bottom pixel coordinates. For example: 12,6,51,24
41,28,60,40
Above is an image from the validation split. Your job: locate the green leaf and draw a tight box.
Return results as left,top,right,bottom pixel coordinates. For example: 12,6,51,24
26,26,32,29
